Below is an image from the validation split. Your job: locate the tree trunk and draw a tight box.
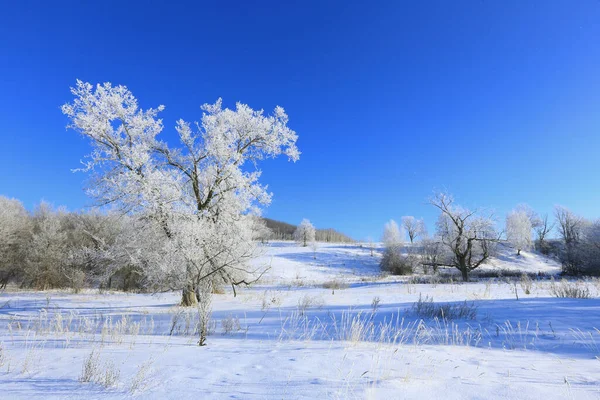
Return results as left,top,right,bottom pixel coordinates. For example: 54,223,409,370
460,267,469,282
517,249,521,256
181,284,198,306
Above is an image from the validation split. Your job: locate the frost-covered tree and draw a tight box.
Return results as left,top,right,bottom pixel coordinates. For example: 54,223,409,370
62,81,300,307
506,208,532,255
382,220,403,249
294,219,315,247
250,216,273,244
402,216,427,243
0,196,31,288
430,192,499,281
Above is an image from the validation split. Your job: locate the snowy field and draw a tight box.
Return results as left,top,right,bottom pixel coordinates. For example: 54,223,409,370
1,242,599,399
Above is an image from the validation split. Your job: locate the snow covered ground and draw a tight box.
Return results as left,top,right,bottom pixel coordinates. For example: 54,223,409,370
1,242,599,399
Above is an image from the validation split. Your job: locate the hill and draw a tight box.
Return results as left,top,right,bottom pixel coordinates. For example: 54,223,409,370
262,217,354,243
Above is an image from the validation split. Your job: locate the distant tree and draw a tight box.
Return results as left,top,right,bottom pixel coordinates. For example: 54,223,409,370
382,220,403,249
533,213,554,254
0,196,31,288
24,202,70,290
250,216,273,244
555,206,586,274
310,240,319,259
366,237,375,256
506,208,532,255
402,216,427,243
579,220,600,275
294,219,315,247
430,192,499,281
380,220,415,275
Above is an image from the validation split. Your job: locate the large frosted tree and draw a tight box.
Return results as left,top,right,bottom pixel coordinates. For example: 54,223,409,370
62,81,300,306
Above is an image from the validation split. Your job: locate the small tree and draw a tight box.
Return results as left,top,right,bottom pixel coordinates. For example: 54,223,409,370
402,216,427,243
533,213,554,254
380,220,414,275
382,220,403,249
366,237,375,256
430,192,499,282
420,237,445,274
294,219,315,247
506,208,532,255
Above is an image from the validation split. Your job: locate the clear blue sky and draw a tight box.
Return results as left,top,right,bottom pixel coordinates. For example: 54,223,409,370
1,0,599,240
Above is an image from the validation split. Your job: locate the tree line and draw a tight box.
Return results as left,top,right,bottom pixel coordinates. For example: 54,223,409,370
262,218,354,243
379,192,600,281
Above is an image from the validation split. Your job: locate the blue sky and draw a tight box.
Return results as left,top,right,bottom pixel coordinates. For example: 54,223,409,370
1,1,599,240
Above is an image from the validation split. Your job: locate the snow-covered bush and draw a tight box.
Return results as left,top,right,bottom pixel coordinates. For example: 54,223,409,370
550,278,591,299
380,246,415,275
410,294,477,320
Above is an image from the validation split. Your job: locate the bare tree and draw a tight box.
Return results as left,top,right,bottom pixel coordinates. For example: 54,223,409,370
402,216,427,243
533,213,554,254
420,237,445,274
555,206,586,274
430,192,499,281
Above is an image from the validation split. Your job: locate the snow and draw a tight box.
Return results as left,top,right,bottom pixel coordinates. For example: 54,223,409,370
1,242,599,399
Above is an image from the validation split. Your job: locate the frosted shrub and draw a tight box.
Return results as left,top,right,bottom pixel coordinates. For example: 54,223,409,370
410,294,477,320
380,247,414,276
297,295,323,316
550,278,591,299
520,274,533,295
322,279,349,291
221,314,241,334
101,359,121,388
371,296,381,313
129,359,154,394
79,349,101,383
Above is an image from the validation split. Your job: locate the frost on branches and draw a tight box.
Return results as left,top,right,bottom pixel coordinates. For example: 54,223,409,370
62,81,300,306
431,192,499,281
294,219,315,247
506,208,533,255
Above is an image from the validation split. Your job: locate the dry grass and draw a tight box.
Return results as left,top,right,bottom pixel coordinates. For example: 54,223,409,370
410,294,478,320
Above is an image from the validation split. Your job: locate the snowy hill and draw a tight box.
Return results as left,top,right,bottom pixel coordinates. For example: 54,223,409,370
1,241,599,399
